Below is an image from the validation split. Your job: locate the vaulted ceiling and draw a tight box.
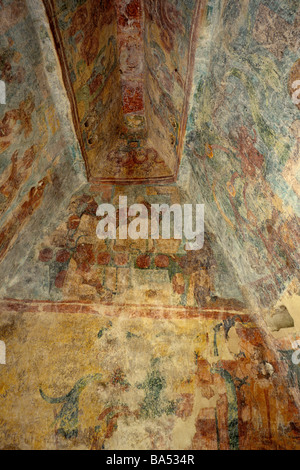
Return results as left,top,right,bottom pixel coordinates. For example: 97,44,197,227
0,1,300,450
43,0,204,184
0,0,299,319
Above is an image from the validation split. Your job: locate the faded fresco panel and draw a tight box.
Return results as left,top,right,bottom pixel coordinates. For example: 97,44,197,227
0,303,299,450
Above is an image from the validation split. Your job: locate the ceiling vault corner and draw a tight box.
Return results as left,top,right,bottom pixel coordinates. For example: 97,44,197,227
42,0,205,185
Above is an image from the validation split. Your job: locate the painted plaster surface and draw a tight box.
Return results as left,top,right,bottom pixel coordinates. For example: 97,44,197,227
0,0,86,273
43,0,202,184
182,0,300,310
0,302,299,450
31,184,243,306
0,0,299,451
